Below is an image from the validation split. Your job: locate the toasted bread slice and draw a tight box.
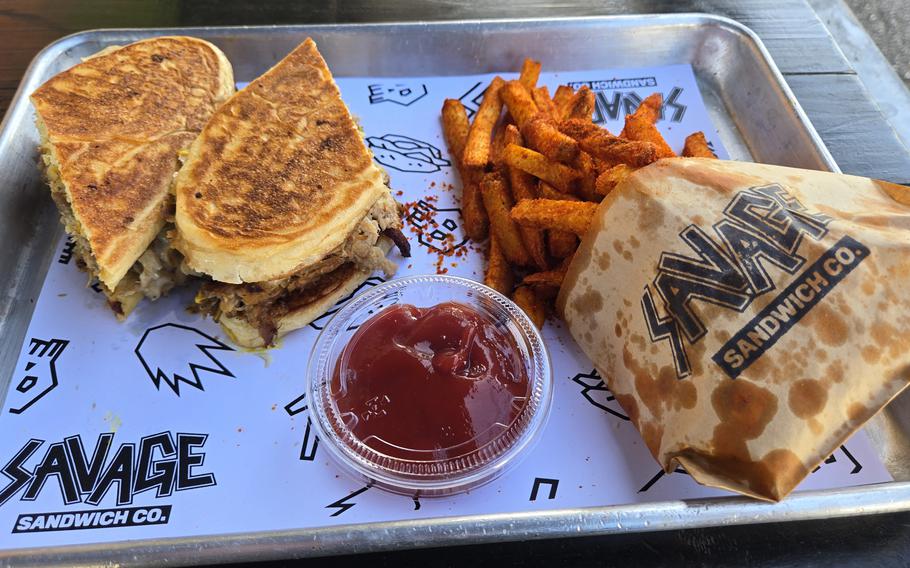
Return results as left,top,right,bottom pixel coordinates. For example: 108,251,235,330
173,38,389,284
31,36,234,312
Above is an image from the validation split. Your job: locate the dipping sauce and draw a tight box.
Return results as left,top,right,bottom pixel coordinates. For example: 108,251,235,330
331,301,530,461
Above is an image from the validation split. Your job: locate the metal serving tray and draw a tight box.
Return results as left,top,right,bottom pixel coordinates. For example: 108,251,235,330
1,14,909,567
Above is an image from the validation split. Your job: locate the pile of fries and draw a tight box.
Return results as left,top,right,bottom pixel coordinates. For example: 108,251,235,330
441,59,717,327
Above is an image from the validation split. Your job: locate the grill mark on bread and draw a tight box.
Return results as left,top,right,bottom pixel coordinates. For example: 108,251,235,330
178,38,376,244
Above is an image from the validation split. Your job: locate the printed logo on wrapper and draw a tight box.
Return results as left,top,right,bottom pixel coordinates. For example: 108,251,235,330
1,432,216,534
640,183,868,379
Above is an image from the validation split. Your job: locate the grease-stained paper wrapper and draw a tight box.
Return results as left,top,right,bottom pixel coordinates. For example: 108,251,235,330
558,158,910,501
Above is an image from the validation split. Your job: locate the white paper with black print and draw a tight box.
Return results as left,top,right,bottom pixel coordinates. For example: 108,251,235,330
0,64,890,548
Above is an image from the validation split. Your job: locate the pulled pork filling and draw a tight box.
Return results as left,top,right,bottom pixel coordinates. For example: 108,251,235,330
42,150,188,316
195,192,405,344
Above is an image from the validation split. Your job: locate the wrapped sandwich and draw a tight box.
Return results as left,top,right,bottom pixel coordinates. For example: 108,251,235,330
558,158,910,501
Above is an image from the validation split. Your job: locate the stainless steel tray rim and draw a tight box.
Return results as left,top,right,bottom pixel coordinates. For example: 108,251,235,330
5,481,909,567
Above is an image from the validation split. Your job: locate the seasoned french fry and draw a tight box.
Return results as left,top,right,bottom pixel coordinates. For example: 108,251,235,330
682,131,718,158
519,58,542,90
538,184,579,260
620,93,674,158
521,115,580,164
441,99,471,160
500,80,539,128
532,86,557,119
481,172,531,266
513,285,547,329
524,255,573,297
548,230,578,259
501,125,548,270
491,118,509,168
462,181,489,241
559,117,608,141
553,85,574,113
538,181,580,200
503,143,580,193
574,151,597,201
441,99,489,240
594,164,636,197
593,156,615,176
511,198,597,236
523,267,566,289
564,86,595,121
503,127,536,201
560,119,658,167
621,93,661,133
485,235,514,295
464,76,506,168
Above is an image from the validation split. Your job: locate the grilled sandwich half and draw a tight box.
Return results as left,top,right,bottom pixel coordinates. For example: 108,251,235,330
173,38,408,348
31,36,235,317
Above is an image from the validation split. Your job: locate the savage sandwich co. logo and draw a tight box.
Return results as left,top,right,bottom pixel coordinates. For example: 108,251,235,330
565,78,686,124
641,183,868,379
0,432,215,533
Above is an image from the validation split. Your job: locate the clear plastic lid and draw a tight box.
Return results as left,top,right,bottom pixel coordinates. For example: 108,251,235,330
307,275,553,496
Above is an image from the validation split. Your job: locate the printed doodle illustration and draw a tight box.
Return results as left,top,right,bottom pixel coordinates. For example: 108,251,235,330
639,466,688,493
368,82,428,106
571,369,628,421
406,200,468,255
58,237,76,265
134,323,235,395
8,338,68,415
457,81,486,118
327,483,373,517
812,445,863,475
366,134,451,173
529,477,559,501
309,276,387,331
284,392,319,461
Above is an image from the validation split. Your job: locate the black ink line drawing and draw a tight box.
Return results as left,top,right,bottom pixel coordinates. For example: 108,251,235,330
406,200,468,255
662,87,686,122
309,276,387,331
591,87,687,124
284,393,308,416
812,454,838,473
571,369,629,421
135,323,235,395
8,338,69,415
366,134,451,173
529,477,559,501
841,446,862,474
58,237,75,264
368,83,428,106
812,445,862,474
284,393,319,461
638,466,688,493
457,81,485,118
90,281,103,294
592,91,641,124
327,482,373,517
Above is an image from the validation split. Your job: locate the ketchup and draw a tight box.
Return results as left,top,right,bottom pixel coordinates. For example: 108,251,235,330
331,302,530,461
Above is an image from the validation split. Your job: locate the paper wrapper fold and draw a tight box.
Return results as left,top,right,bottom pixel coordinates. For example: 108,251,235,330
557,158,910,501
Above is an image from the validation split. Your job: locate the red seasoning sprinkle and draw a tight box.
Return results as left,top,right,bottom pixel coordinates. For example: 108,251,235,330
401,186,474,274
